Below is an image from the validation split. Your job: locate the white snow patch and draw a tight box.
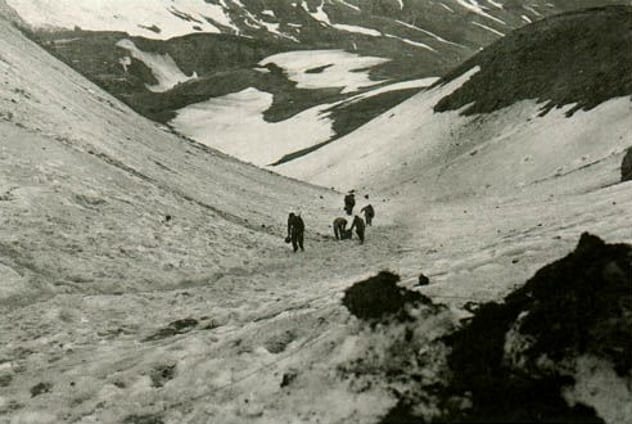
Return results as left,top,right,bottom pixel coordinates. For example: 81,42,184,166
487,0,503,9
440,3,455,13
119,56,131,73
5,0,244,39
395,19,463,47
472,21,505,36
259,20,299,42
342,77,439,106
302,1,332,25
386,34,436,52
261,9,275,17
115,39,197,92
335,0,361,12
333,24,382,37
524,5,542,16
170,87,335,166
259,50,389,94
522,15,532,23
454,0,507,25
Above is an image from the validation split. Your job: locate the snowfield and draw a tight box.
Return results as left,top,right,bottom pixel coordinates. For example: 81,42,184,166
170,87,335,166
169,77,438,166
277,67,632,203
259,49,389,94
5,0,238,39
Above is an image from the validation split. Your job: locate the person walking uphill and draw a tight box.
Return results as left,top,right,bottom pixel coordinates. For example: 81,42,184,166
344,192,355,216
349,215,365,244
287,212,305,252
360,203,375,226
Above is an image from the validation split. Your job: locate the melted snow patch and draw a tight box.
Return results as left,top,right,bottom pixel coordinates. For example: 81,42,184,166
346,77,439,103
116,39,197,92
333,24,382,36
6,0,233,39
440,3,455,13
488,0,503,9
302,0,331,25
169,87,335,166
259,50,389,94
336,0,361,12
472,21,505,36
386,34,436,52
454,0,506,25
395,20,463,47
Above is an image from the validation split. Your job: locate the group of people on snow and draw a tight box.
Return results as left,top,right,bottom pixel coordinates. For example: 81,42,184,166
286,191,375,253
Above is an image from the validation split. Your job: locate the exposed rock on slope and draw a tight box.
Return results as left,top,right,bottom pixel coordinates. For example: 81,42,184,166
621,147,632,182
277,6,632,198
7,0,629,168
381,233,632,423
434,5,632,117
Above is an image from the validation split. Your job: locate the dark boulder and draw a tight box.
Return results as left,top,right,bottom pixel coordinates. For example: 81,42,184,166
417,273,430,286
342,271,432,322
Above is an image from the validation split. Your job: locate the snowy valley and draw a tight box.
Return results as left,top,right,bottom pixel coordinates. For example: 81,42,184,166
0,1,631,424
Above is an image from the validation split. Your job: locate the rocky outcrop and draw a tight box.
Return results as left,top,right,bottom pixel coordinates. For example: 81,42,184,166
342,271,434,322
621,147,632,182
383,233,632,424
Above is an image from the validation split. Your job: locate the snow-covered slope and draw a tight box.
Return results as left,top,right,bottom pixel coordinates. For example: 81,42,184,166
277,6,632,201
8,0,629,169
0,4,348,303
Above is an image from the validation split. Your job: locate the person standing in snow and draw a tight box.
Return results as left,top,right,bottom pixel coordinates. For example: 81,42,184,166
349,215,365,244
344,192,355,216
333,217,348,240
360,197,375,226
287,212,305,252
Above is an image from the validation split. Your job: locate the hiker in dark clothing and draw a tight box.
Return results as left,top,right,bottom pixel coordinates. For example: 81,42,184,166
360,204,375,226
344,192,355,216
333,217,348,240
287,212,305,252
349,215,365,244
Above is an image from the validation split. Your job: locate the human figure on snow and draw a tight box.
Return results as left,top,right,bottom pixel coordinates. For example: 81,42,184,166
349,215,365,244
344,191,355,216
287,212,305,252
360,195,375,226
333,217,349,240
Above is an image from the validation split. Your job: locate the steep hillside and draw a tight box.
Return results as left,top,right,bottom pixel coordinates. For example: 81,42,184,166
277,6,632,201
7,0,628,167
434,5,632,116
0,6,351,304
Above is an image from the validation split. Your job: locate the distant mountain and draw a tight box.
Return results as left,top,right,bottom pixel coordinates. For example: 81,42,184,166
277,5,632,199
6,0,628,167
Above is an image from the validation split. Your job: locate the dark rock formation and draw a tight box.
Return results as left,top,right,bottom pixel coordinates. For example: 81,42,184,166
382,233,631,423
417,273,430,286
621,147,632,182
143,318,198,342
342,271,432,321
